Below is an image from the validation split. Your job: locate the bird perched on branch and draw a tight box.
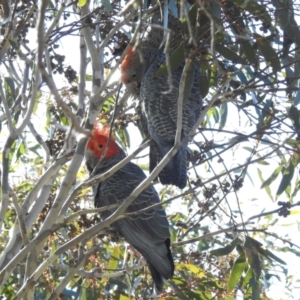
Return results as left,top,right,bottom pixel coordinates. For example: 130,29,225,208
85,122,174,293
120,16,202,189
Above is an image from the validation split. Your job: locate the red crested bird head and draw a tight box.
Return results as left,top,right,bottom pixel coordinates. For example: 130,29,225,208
86,122,120,160
120,46,136,84
120,46,145,94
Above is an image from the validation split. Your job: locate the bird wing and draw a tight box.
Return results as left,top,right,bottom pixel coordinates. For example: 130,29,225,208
141,53,202,140
94,162,170,242
93,161,174,281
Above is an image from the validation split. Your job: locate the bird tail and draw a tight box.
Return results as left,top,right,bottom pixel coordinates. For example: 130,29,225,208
148,262,164,293
150,142,187,189
120,225,174,293
144,239,174,293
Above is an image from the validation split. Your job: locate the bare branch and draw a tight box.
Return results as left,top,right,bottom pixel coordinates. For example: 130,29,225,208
36,0,90,137
0,78,14,132
46,246,99,300
9,187,29,245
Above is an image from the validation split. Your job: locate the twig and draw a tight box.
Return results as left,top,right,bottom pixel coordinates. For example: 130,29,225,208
198,1,222,73
246,201,300,222
124,188,194,217
53,259,146,279
64,204,119,223
0,0,17,61
46,247,99,300
9,187,29,245
37,0,90,136
0,78,14,132
0,184,54,271
173,222,248,247
81,4,103,93
0,137,16,233
77,34,87,119
27,121,50,164
264,231,300,250
174,58,193,145
45,0,68,41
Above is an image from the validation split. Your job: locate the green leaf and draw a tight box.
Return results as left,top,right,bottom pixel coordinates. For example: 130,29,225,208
108,245,121,270
33,91,41,115
289,105,300,130
210,236,240,256
256,36,281,74
243,1,272,25
170,276,187,287
15,180,34,194
276,156,298,197
291,175,300,200
78,0,88,7
116,128,129,149
51,240,57,254
199,67,209,98
8,140,17,165
257,168,273,201
216,45,247,64
197,11,211,40
181,3,198,38
245,237,262,248
286,139,300,149
155,44,184,77
257,160,269,165
242,267,253,287
244,237,261,278
9,39,20,51
187,3,198,28
240,41,258,66
278,246,300,258
197,239,210,252
4,77,17,107
4,77,15,97
61,115,69,126
209,107,219,124
79,280,88,300
243,146,254,153
262,249,286,265
108,278,128,290
209,65,217,86
219,103,228,130
258,99,274,129
123,128,130,148
245,236,286,269
102,97,115,113
45,111,51,130
169,277,193,300
101,0,112,12
260,165,283,190
248,238,286,265
16,141,26,161
251,278,261,300
85,74,92,81
119,295,132,300
176,262,206,277
228,251,248,292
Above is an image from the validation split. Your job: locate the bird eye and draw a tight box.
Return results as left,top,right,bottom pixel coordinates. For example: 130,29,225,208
132,73,136,79
99,144,103,149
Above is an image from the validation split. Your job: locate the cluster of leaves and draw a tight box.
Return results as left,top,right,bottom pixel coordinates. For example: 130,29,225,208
0,0,300,299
